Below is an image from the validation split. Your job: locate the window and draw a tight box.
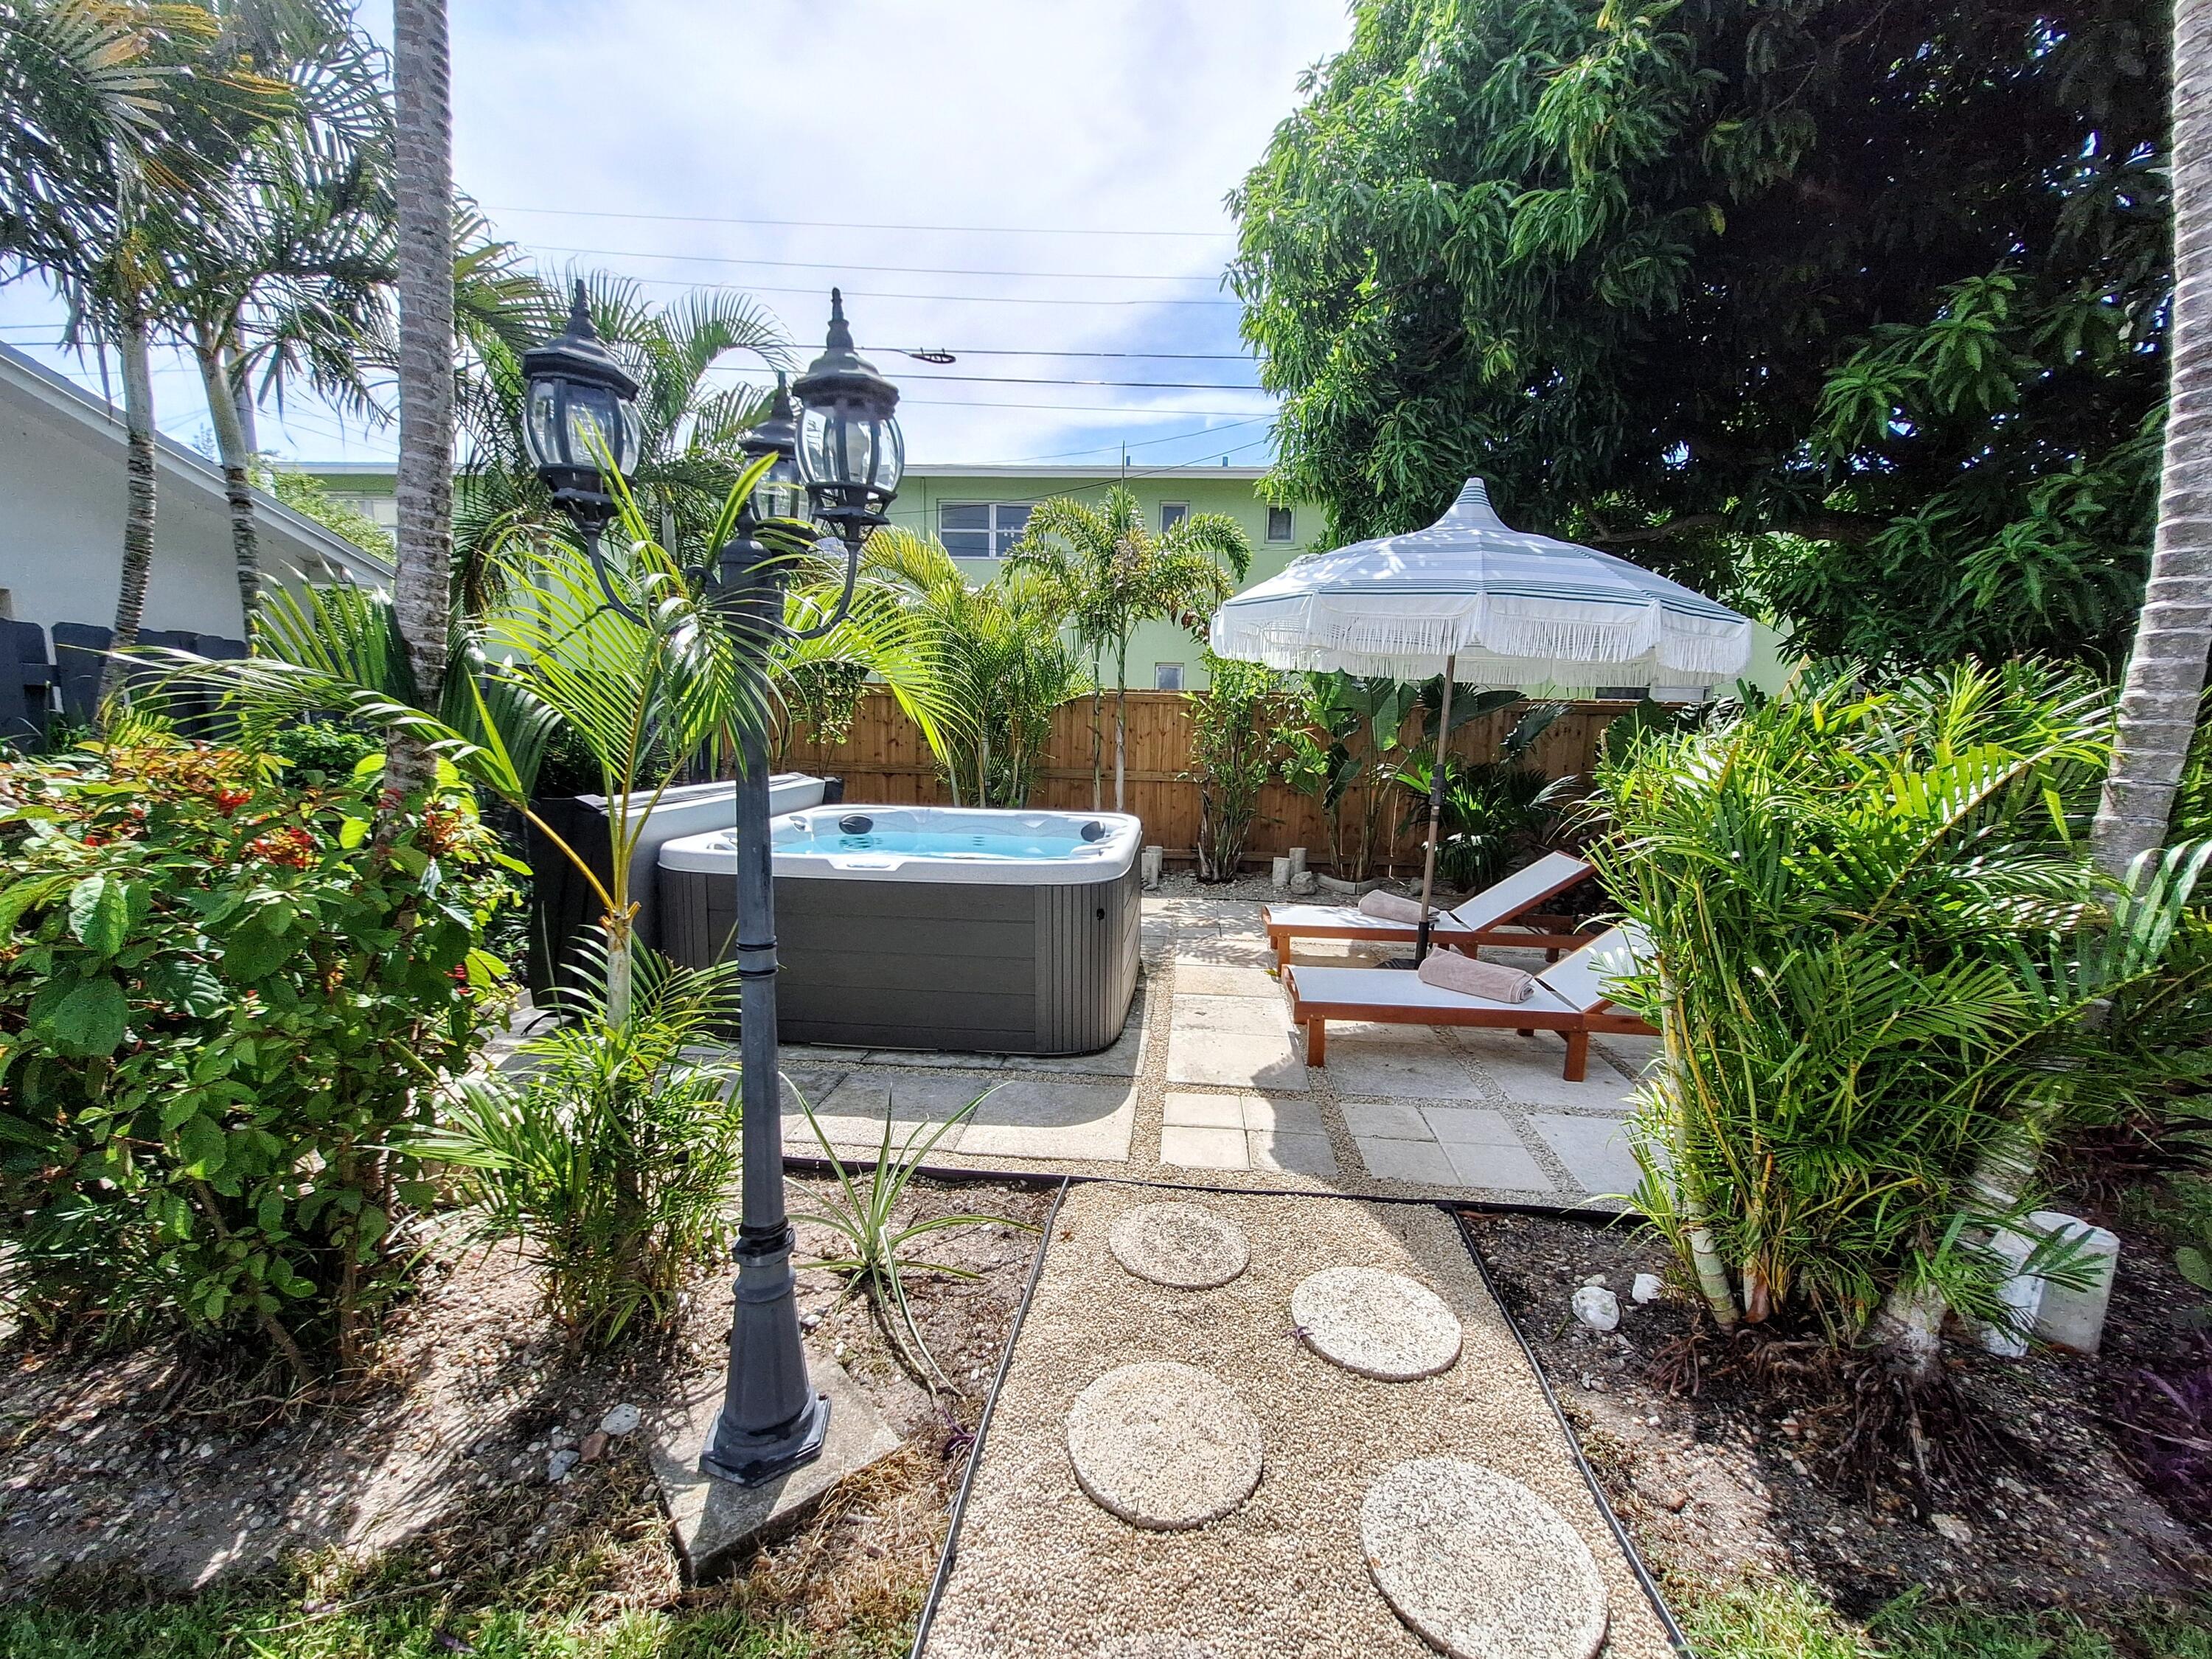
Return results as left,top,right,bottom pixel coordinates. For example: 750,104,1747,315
939,501,1032,557
1153,661,1185,692
1266,505,1295,543
1160,501,1189,532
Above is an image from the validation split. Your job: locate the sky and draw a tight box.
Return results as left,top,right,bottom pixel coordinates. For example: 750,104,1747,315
0,0,1352,471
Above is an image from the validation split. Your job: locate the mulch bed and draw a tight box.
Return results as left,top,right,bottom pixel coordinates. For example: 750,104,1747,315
0,1174,1057,1641
1466,1203,2212,1621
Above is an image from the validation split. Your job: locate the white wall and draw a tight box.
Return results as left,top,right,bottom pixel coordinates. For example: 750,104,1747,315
0,348,386,640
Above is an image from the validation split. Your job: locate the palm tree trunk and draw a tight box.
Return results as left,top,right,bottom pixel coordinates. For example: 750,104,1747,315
96,314,159,716
1114,633,1130,814
227,341,260,454
1090,645,1104,810
2095,0,2212,876
196,327,260,630
384,0,456,817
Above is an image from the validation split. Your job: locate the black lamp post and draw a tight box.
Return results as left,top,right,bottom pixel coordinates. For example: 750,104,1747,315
523,287,900,1487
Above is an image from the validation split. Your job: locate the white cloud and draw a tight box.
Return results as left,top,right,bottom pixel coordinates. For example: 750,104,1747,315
1,0,1349,467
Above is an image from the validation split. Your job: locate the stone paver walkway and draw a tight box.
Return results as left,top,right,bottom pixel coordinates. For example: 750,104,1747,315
775,894,1649,1211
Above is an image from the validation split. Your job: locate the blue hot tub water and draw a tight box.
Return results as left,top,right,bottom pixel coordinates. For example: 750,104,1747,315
773,824,1095,860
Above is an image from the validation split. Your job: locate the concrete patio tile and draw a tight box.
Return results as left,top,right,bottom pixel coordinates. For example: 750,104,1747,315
1172,935,1278,969
1241,1096,1324,1136
1529,1113,1645,1199
1421,1107,1523,1147
1251,1130,1338,1177
1595,1033,1663,1075
1164,1029,1308,1091
1172,961,1279,998
959,1079,1138,1163
1169,992,1291,1037
1021,996,1148,1077
860,1047,1009,1069
1162,1091,1245,1129
1459,1031,1643,1110
1160,1123,1249,1172
777,1067,845,1113
1353,1135,1459,1185
1318,1036,1473,1099
1339,1100,1433,1141
1439,1138,1554,1193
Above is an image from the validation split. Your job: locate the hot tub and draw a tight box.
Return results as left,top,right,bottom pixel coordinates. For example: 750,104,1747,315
658,806,1143,1055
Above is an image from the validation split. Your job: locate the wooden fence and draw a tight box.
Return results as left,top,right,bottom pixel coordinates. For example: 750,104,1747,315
779,691,1647,874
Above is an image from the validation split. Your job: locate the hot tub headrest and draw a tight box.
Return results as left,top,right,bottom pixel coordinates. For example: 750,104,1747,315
1080,819,1105,842
838,813,874,835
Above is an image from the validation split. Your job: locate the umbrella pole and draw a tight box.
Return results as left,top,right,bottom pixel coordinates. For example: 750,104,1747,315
1413,655,1454,965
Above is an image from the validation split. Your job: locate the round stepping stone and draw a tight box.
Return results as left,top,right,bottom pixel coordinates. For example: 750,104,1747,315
1361,1457,1610,1659
1066,1361,1262,1529
1108,1202,1250,1289
1291,1265,1463,1380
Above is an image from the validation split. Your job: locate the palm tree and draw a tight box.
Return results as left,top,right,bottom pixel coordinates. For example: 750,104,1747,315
169,10,392,624
863,527,1088,806
0,1,287,708
385,0,453,810
2093,0,2212,876
1009,484,1252,813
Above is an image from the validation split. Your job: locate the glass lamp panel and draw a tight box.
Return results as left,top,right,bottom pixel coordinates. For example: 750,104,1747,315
872,415,905,495
613,397,642,474
795,404,835,485
759,457,803,519
564,383,621,472
524,380,563,469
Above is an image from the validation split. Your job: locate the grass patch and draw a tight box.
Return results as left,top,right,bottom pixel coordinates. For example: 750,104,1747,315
1680,1578,2212,1659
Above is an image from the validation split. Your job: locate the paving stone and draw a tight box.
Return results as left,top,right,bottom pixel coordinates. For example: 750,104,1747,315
1065,1362,1262,1530
1241,1096,1324,1135
1319,1037,1475,1099
1439,1139,1554,1194
1172,961,1279,998
1360,1456,1610,1659
1169,992,1291,1037
861,1047,1009,1069
1250,1129,1338,1177
1292,1265,1463,1381
1108,1203,1250,1289
1527,1114,1644,1199
1340,1101,1433,1141
1422,1107,1523,1147
1354,1136,1459,1186
1164,1028,1307,1091
960,1079,1138,1163
1459,1032,1641,1110
1160,1124,1249,1172
1162,1091,1245,1130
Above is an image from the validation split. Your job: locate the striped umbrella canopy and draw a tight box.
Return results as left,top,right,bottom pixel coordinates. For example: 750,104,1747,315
1209,478,1752,687
1209,477,1753,961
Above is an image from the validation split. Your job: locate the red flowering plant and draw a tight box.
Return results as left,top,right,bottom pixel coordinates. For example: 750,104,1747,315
0,739,519,1377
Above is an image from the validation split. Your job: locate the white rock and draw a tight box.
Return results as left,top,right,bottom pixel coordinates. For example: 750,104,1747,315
546,1449,579,1483
1582,1273,1607,1287
1632,1273,1665,1304
1571,1287,1621,1332
1289,871,1318,897
1930,1512,1972,1544
598,1402,641,1436
2028,1211,2120,1354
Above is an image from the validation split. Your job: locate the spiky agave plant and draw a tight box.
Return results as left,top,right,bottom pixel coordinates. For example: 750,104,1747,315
789,1085,1035,1385
1590,660,2212,1356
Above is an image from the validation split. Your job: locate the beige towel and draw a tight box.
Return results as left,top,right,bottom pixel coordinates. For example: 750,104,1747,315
1417,949,1536,1004
1357,889,1427,923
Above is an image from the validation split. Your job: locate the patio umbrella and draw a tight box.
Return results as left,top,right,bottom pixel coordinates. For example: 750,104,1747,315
1209,477,1753,959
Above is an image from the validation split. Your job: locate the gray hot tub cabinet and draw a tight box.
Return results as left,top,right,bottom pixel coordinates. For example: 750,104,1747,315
661,859,1140,1056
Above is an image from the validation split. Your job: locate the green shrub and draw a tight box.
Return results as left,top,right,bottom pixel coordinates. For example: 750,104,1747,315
0,740,518,1373
439,939,744,1346
1187,652,1282,881
1591,661,2211,1336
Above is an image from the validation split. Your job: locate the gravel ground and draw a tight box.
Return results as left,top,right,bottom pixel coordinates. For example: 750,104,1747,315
922,1183,1672,1659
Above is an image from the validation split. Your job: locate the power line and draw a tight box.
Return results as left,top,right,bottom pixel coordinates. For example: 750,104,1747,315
1004,415,1273,465
572,270,1238,309
531,242,1225,285
702,364,1266,394
870,345,1254,363
491,204,1231,240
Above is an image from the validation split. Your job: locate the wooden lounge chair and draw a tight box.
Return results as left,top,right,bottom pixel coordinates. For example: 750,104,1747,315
1262,850,1596,972
1284,926,1653,1081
